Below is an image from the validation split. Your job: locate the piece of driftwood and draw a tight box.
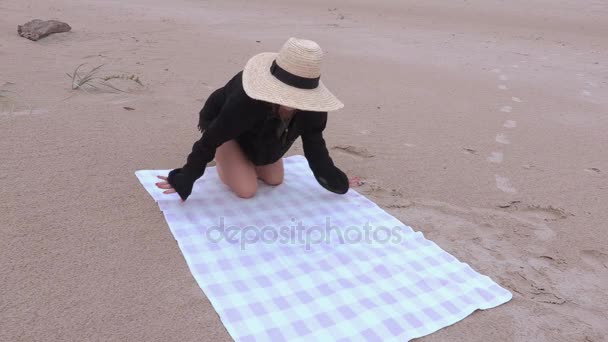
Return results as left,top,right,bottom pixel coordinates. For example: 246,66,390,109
17,19,71,41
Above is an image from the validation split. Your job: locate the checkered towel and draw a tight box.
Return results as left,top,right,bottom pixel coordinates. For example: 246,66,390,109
135,155,511,341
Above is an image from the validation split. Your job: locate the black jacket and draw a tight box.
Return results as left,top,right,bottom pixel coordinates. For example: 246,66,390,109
167,72,349,200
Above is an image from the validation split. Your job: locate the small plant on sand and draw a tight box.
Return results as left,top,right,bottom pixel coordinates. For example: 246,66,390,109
0,88,17,113
0,87,34,115
67,64,143,92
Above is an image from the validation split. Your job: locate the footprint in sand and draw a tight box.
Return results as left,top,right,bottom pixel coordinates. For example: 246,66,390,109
584,168,601,173
586,80,598,87
533,255,569,271
580,250,608,270
332,145,374,158
520,206,569,223
358,181,410,208
502,270,565,305
495,175,517,193
500,105,513,113
390,200,504,243
496,201,569,240
498,201,571,222
487,151,503,163
496,133,510,144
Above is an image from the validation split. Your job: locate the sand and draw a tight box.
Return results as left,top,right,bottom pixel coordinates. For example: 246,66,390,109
1,0,607,341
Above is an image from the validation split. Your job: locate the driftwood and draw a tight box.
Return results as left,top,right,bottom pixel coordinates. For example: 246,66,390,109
17,19,71,41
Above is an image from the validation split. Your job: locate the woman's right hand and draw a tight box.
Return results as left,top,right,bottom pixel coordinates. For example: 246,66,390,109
164,169,195,201
155,175,177,194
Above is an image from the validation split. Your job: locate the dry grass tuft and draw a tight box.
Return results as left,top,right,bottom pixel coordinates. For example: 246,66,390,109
67,64,143,92
102,74,143,86
0,88,18,114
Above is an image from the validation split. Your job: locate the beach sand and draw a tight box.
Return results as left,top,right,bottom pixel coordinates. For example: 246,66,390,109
1,0,607,340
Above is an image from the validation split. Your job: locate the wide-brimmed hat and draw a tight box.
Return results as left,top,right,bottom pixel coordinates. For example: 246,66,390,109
242,37,344,112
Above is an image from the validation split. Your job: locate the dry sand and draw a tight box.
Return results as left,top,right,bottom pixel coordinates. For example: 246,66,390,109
2,0,607,341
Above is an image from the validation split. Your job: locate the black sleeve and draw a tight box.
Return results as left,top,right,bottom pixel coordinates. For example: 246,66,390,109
168,90,265,200
197,87,225,132
301,112,349,194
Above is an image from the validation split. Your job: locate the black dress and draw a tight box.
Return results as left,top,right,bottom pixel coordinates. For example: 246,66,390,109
167,71,349,200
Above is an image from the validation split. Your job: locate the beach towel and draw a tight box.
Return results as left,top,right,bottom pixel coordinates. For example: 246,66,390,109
135,155,512,341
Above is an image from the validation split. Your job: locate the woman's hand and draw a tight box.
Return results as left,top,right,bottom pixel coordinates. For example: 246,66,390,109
159,169,195,200
312,165,349,194
155,175,177,194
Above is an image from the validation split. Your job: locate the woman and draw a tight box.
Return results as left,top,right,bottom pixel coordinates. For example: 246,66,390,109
156,37,349,200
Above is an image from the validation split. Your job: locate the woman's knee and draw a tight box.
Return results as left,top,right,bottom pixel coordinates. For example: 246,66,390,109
233,181,257,198
256,160,284,186
261,173,283,186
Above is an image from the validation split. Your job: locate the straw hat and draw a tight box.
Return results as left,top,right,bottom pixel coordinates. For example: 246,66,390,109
242,37,344,112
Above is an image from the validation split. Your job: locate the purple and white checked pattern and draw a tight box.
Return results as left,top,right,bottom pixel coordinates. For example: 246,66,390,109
135,155,511,341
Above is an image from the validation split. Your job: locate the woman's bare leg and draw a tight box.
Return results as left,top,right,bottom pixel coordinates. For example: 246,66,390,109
255,159,284,186
215,140,285,197
215,140,258,198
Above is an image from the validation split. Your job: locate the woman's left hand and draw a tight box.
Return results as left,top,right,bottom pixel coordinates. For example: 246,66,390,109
155,175,177,194
313,165,349,194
